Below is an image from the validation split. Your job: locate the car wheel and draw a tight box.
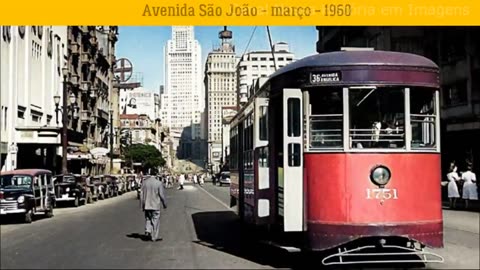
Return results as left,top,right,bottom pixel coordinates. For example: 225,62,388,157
24,211,33,223
87,194,93,204
74,197,79,207
45,208,54,218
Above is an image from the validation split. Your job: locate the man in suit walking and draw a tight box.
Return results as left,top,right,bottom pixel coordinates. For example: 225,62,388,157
141,173,167,242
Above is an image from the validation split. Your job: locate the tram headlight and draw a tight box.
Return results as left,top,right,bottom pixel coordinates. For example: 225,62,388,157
370,165,391,186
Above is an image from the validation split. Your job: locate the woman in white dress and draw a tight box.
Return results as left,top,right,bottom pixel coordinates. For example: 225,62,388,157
462,165,478,209
447,165,461,208
178,174,185,190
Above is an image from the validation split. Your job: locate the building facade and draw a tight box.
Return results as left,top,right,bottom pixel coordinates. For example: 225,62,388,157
120,114,159,148
68,26,118,174
161,26,205,160
204,27,239,172
315,26,480,173
237,42,295,106
1,26,67,172
0,26,118,174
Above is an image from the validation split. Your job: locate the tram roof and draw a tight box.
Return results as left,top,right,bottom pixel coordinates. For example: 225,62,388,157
269,50,439,80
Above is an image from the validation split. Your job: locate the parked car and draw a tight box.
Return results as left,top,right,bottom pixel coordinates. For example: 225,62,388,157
104,175,119,197
114,175,126,194
125,174,136,191
219,171,231,186
92,175,109,200
53,174,87,207
0,169,55,223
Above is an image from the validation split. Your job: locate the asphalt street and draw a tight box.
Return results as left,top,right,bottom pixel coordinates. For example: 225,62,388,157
1,182,479,269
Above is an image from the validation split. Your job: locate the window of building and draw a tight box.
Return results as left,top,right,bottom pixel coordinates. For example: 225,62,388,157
443,80,468,106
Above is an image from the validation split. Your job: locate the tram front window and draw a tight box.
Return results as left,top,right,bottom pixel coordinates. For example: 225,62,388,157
349,88,405,149
410,88,437,149
309,88,343,149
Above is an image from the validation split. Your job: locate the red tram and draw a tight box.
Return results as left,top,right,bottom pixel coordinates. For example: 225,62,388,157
229,49,444,265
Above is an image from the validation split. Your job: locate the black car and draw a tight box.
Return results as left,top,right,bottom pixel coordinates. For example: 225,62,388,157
0,169,55,223
53,174,87,207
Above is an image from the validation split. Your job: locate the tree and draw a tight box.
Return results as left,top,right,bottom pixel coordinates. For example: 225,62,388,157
124,144,165,173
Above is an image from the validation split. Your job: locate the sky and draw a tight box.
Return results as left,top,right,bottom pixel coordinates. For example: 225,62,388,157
115,26,318,92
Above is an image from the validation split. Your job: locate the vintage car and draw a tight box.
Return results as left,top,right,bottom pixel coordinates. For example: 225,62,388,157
0,169,55,223
113,174,126,195
53,174,87,207
218,171,231,186
104,175,119,197
92,175,110,200
125,174,137,191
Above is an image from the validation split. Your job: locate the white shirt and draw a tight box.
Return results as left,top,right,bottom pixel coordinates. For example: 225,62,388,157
462,171,477,183
447,172,460,182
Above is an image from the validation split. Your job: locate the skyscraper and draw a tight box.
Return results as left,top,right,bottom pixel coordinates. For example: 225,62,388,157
162,26,204,159
204,27,238,172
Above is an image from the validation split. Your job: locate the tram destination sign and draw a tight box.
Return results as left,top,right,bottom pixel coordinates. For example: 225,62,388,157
309,71,342,84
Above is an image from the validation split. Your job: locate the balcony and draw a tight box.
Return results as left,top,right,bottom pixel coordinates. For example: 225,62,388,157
110,54,116,64
80,81,91,93
90,114,98,124
89,89,97,99
70,74,80,86
89,36,98,46
71,43,80,55
80,53,90,64
80,110,92,122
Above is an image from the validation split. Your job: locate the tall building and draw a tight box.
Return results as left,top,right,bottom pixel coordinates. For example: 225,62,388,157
315,26,480,174
204,27,239,172
0,26,119,174
162,26,204,159
1,26,67,172
237,42,295,106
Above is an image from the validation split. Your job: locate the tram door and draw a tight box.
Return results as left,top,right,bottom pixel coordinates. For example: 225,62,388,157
281,88,304,232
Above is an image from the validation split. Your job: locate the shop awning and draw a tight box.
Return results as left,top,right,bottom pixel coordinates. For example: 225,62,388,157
67,153,92,160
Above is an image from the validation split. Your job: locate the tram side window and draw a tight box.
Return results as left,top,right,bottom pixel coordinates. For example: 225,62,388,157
309,88,343,149
410,89,436,149
259,146,269,167
259,106,268,141
288,143,301,167
349,88,405,149
287,98,301,137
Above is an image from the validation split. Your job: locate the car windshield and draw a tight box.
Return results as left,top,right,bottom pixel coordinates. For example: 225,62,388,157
0,175,32,189
60,176,76,183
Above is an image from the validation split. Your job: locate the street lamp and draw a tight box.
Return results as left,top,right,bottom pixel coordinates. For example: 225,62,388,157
109,108,114,173
53,66,78,174
61,66,69,174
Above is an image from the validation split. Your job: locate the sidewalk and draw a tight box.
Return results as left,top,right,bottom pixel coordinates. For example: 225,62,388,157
442,209,479,234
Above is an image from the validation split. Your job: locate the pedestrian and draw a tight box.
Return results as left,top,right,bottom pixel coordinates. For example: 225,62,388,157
199,174,204,186
193,174,198,185
462,164,478,209
446,163,461,209
140,175,167,242
178,174,185,190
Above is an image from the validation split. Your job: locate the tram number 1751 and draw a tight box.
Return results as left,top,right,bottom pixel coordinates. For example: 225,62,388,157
366,188,398,200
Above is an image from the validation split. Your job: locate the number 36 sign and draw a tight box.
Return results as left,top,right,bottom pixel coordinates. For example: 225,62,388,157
366,188,398,200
